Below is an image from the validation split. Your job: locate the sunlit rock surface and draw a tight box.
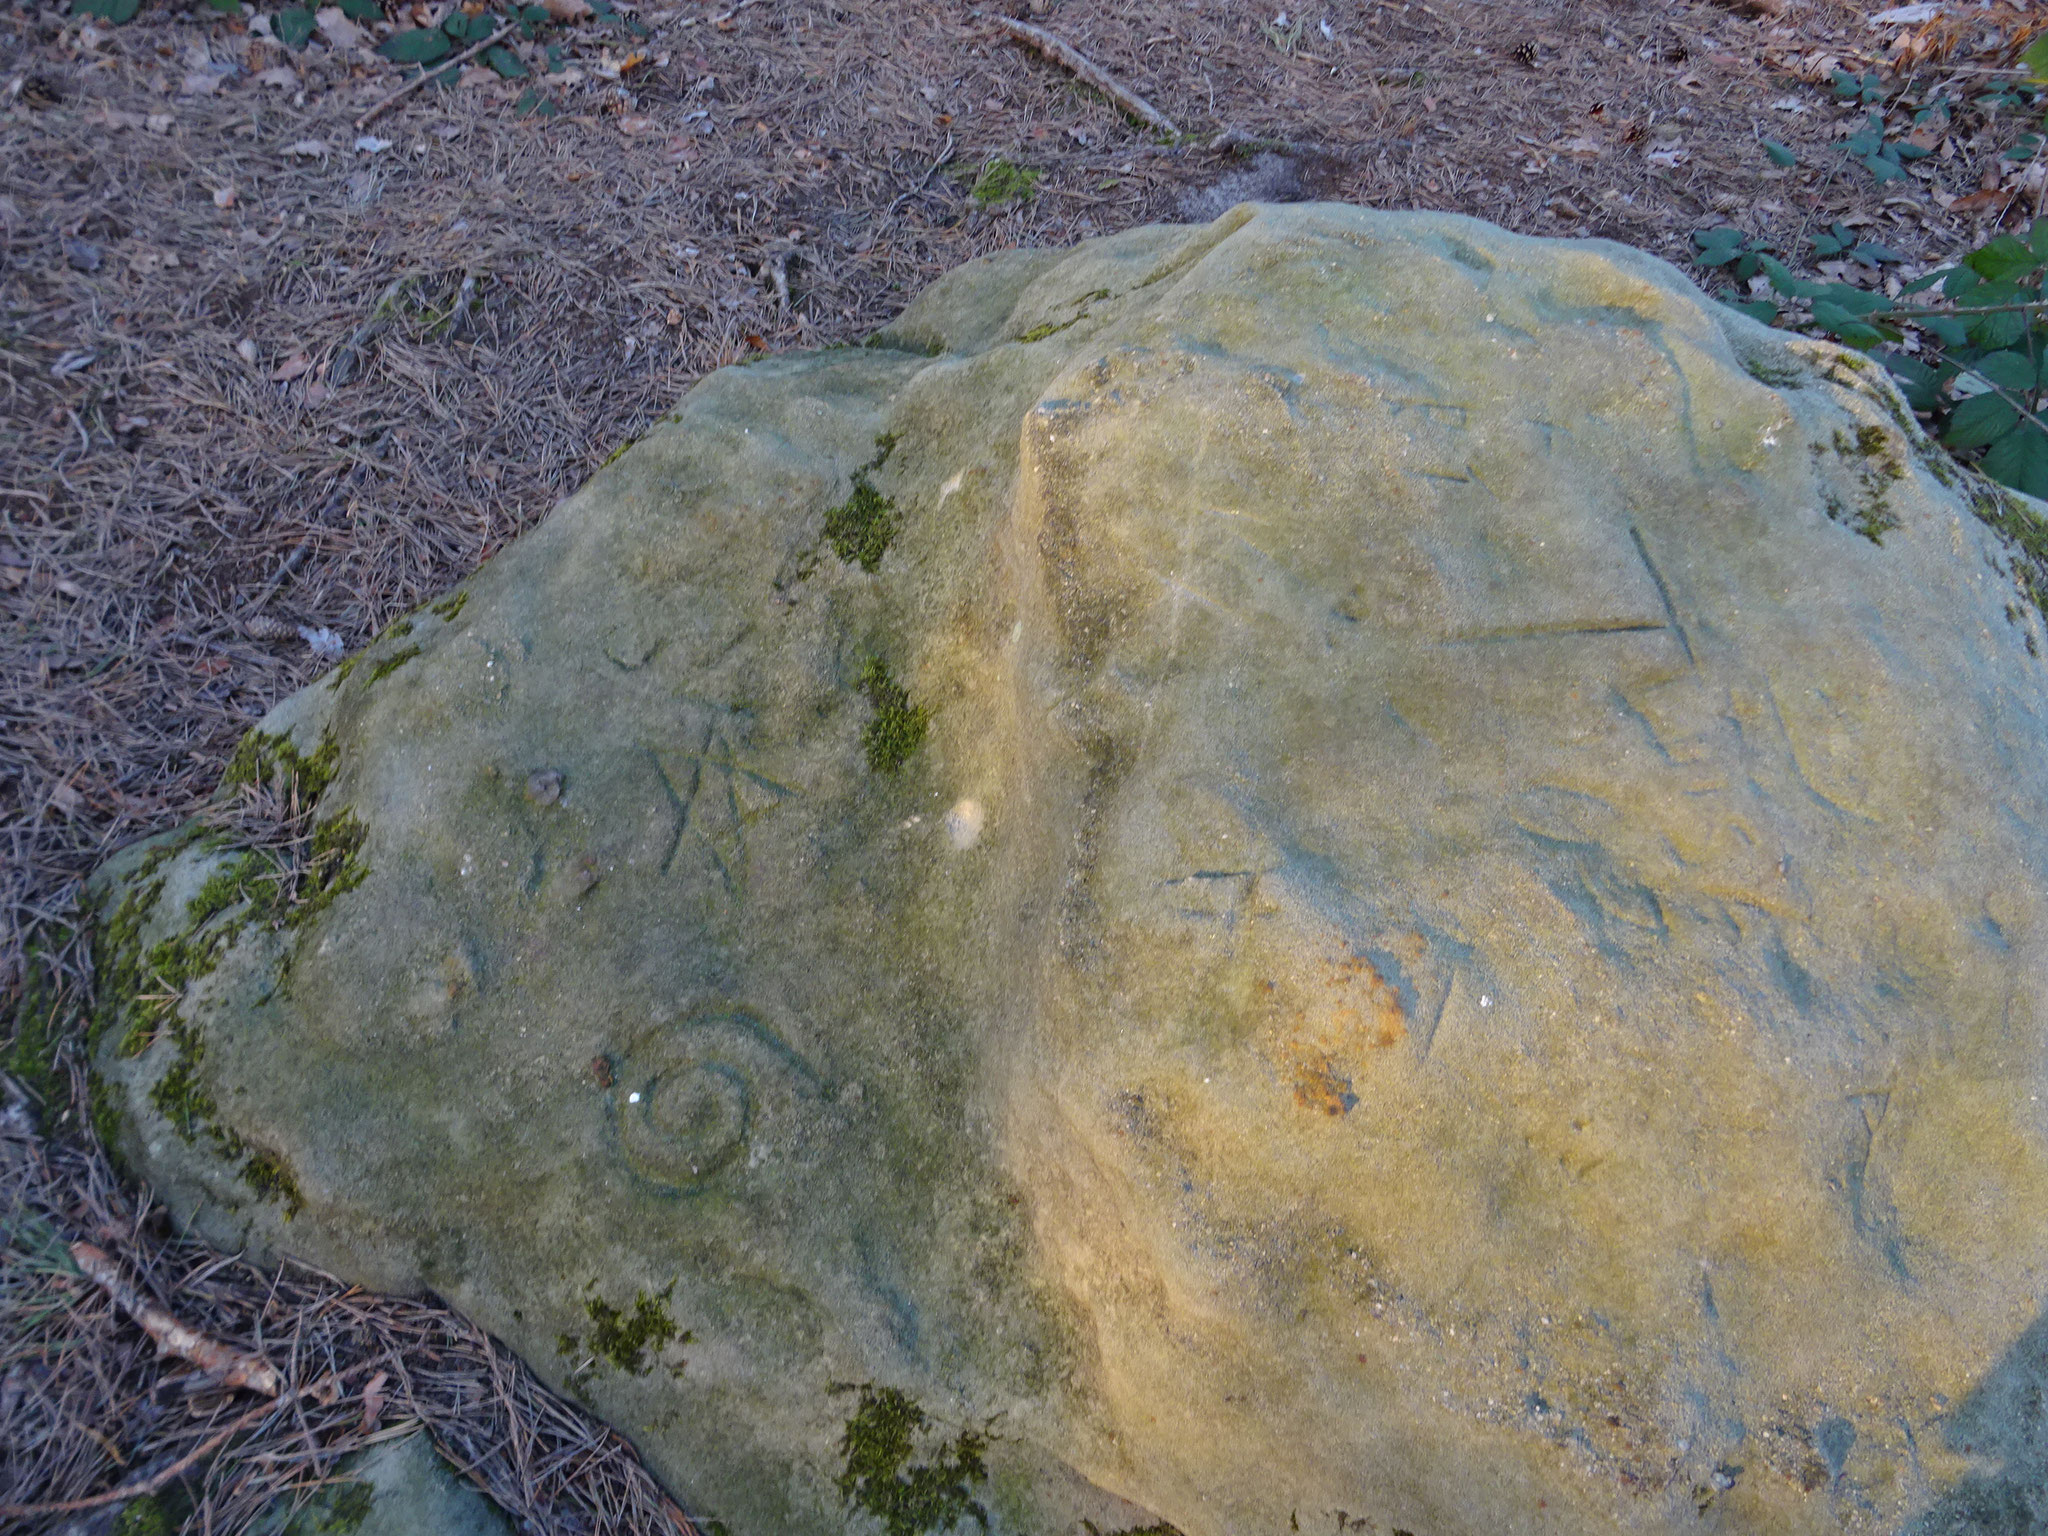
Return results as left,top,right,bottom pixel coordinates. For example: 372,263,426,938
91,204,2048,1536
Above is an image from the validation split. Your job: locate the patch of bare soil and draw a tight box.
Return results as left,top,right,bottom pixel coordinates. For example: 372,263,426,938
3,0,2043,1527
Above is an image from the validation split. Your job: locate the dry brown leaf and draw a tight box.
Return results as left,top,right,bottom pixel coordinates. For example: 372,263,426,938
315,6,365,50
362,1368,390,1432
543,0,593,18
271,352,313,382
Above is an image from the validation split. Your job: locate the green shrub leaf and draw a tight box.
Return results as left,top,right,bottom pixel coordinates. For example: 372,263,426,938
1965,235,2040,282
1882,352,1941,411
1757,254,1827,299
2025,34,2048,82
1815,283,1889,317
1949,392,2023,449
1763,140,1798,168
275,5,316,47
1970,309,2032,349
1973,350,2037,391
485,43,527,77
1923,314,1973,348
1811,302,1885,349
379,27,452,61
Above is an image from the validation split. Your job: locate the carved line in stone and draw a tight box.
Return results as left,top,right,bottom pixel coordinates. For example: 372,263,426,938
1441,619,1669,646
1387,398,1470,429
1627,523,1696,667
1763,682,1880,827
644,718,797,888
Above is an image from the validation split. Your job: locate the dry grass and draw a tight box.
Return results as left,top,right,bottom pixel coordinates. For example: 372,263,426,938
4,0,2045,1528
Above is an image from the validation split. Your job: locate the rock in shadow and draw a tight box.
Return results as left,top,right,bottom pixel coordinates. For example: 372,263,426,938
1904,1310,2048,1534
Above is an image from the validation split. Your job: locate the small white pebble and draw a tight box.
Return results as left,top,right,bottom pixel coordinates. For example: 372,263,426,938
628,1092,641,1103
945,797,985,850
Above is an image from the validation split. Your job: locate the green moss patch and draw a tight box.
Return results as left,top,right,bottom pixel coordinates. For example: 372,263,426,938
112,1494,176,1536
833,1384,990,1536
290,812,369,930
90,733,364,1216
857,659,929,774
557,1282,690,1375
366,644,422,684
1816,425,1905,545
1974,483,2048,635
823,435,905,573
241,1147,306,1219
1018,317,1081,344
1743,356,1807,389
332,612,429,690
224,727,341,803
826,478,898,572
969,158,1039,206
6,936,73,1114
145,1005,306,1219
429,588,469,623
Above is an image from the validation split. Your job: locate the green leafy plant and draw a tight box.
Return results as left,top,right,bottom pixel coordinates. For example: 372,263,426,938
378,26,452,64
1691,208,2048,498
1832,69,1887,106
1843,109,1930,184
1870,224,2048,496
1692,227,1774,284
1811,222,1902,268
274,4,315,48
70,0,140,21
1762,139,1798,168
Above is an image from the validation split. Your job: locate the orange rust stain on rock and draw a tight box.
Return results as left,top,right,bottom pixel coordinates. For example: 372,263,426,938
1264,944,1409,1115
1293,1054,1355,1115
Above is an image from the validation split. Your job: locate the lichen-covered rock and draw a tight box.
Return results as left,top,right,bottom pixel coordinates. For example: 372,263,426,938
88,204,2048,1536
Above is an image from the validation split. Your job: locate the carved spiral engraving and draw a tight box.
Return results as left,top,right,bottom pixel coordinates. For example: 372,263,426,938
611,1010,821,1195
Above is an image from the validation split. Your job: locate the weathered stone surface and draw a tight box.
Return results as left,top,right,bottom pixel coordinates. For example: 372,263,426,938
257,1431,513,1536
88,204,2048,1535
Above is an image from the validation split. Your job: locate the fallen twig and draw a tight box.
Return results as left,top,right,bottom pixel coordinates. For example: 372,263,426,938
356,23,519,130
70,1241,284,1396
329,275,414,387
887,132,956,218
986,14,1180,137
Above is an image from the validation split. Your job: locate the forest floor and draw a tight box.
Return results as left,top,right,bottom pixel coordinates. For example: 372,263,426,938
5,0,2047,1528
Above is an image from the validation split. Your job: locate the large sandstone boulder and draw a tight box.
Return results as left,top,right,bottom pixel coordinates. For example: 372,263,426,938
88,204,2048,1536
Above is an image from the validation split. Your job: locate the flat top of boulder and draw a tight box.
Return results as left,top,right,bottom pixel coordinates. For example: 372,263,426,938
92,203,2048,1536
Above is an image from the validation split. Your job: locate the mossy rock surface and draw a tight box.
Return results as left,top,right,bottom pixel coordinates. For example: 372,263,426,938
89,204,2048,1536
